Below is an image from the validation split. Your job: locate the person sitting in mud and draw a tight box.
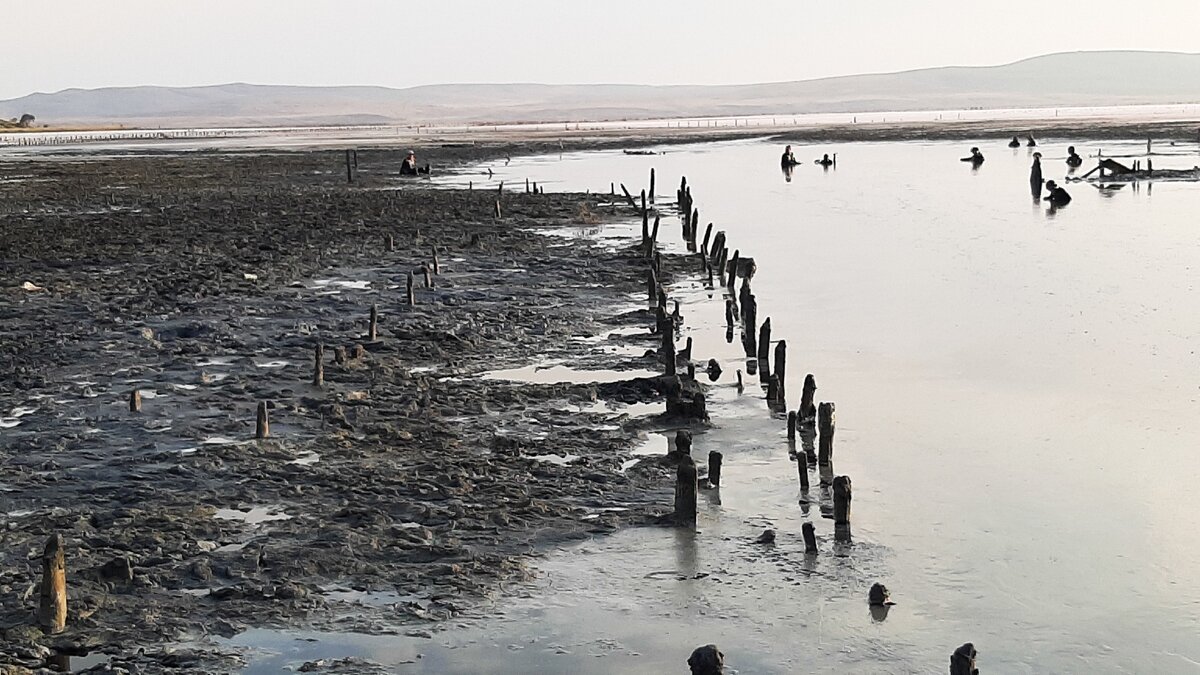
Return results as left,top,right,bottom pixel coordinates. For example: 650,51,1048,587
1045,180,1072,206
1026,135,1038,147
815,153,834,167
961,147,985,165
400,150,431,176
780,145,798,167
1066,146,1083,167
1008,136,1021,148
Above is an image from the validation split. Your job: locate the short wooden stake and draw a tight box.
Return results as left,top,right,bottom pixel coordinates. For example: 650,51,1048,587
800,374,818,425
129,389,141,413
675,456,698,527
757,317,772,360
833,475,852,525
649,167,656,204
255,401,269,439
345,149,354,183
707,451,723,488
431,247,440,274
818,402,835,464
725,299,735,327
787,411,797,440
802,522,817,554
798,453,810,490
312,344,324,386
38,534,67,634
423,264,433,289
701,223,713,254
406,271,416,306
494,200,502,219
369,304,378,341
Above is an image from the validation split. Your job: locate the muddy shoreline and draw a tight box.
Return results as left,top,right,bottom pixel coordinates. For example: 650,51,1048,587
0,149,706,673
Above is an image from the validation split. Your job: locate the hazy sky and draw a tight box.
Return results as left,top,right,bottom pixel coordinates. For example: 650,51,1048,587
3,0,1198,99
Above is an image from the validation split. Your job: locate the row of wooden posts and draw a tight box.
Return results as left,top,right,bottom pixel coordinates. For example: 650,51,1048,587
624,168,852,543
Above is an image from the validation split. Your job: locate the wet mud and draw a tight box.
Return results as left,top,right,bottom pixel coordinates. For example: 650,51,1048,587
0,150,706,672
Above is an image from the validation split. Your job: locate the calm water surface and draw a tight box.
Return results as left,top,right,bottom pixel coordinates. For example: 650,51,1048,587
239,139,1200,673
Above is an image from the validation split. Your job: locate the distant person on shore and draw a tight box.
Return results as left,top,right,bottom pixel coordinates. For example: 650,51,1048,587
961,147,985,165
401,150,431,176
1030,152,1043,197
1045,180,1072,206
1066,146,1083,168
1026,135,1037,147
780,145,798,167
816,153,834,167
1008,136,1021,148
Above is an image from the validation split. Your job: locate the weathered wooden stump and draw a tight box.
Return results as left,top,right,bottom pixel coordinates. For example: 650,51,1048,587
647,268,658,303
706,358,722,381
675,457,698,527
833,475,852,525
736,369,744,394
725,299,735,327
818,402,836,464
766,375,779,403
368,304,379,341
800,374,817,425
423,264,433,289
406,271,416,306
386,234,395,252
950,643,979,675
707,451,723,488
687,644,724,675
701,223,713,254
787,411,797,440
431,247,440,274
797,451,810,490
312,343,324,386
334,345,348,366
869,582,891,606
255,401,270,439
38,534,67,634
774,340,787,386
129,389,141,413
649,167,656,204
757,317,771,360
802,522,817,554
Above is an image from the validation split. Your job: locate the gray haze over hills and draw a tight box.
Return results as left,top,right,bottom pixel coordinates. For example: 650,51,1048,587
3,51,1199,128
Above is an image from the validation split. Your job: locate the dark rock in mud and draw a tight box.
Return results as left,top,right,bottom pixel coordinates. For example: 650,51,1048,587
687,644,725,675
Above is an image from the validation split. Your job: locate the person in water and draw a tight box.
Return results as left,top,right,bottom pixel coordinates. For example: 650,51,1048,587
1008,136,1021,148
401,150,431,176
780,145,798,167
1066,146,1083,168
1027,135,1037,147
961,147,985,164
816,153,834,166
1030,152,1043,197
1045,180,1072,206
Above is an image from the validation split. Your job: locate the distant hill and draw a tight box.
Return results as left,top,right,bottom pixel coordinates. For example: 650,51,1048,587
3,51,1200,128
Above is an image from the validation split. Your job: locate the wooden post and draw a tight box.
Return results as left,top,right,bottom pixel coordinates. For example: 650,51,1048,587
683,336,693,361
649,215,660,255
255,402,270,439
407,271,416,306
802,522,817,554
727,250,739,290
662,319,677,377
774,340,787,386
369,304,378,341
345,150,353,183
800,374,817,425
757,317,772,360
525,178,530,194
950,644,978,675
38,534,67,634
620,183,639,211
647,268,658,303
649,168,656,204
818,402,835,464
787,411,797,440
334,346,348,366
708,451,722,488
833,475,852,525
766,375,779,403
701,223,713,254
423,264,433,289
797,451,810,490
725,299,735,327
494,200,502,219
675,456,698,527
312,343,324,386
129,389,141,413
432,247,440,274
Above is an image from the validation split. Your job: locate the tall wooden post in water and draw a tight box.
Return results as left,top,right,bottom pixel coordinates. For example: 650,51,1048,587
38,534,67,634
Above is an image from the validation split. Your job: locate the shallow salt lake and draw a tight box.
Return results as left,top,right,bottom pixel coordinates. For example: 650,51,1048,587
230,138,1200,673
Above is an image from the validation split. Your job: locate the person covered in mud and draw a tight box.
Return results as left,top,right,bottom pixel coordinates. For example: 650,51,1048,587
1008,136,1021,148
1030,152,1043,197
1045,179,1072,206
815,153,834,167
1066,146,1083,168
961,147,985,165
780,145,798,167
400,150,431,176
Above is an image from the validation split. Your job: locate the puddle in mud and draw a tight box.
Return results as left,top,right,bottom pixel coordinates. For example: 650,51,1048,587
195,356,236,367
254,360,291,369
308,279,372,291
289,451,321,466
213,506,292,525
481,365,657,385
